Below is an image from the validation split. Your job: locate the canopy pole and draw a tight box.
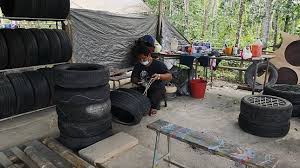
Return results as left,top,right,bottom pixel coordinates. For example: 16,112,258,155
157,0,163,43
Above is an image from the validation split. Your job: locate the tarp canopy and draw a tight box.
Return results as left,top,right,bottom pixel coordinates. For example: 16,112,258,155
70,0,188,69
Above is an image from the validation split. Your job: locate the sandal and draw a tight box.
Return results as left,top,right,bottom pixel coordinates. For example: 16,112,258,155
149,109,157,116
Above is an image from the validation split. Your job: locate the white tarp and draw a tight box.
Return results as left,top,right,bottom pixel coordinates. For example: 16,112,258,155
70,0,152,14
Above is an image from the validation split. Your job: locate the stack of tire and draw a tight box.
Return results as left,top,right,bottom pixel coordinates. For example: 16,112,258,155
239,95,292,138
0,0,70,19
110,88,151,126
264,84,300,117
0,29,72,70
54,63,112,150
0,69,54,119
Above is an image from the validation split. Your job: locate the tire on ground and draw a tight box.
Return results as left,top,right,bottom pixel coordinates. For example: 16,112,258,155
7,73,35,114
23,71,51,109
110,90,144,126
0,32,8,69
0,75,17,119
264,84,300,117
244,62,278,90
18,29,39,66
58,129,113,150
239,95,292,137
54,63,109,89
56,100,111,122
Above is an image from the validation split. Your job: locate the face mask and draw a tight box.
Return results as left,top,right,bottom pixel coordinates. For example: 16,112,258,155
141,60,149,66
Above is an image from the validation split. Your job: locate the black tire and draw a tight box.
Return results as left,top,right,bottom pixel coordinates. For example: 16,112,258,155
56,0,70,19
42,29,62,64
1,0,39,17
54,63,109,89
23,71,50,109
7,73,35,114
244,62,278,90
54,30,72,62
58,130,113,151
18,29,39,66
118,88,151,116
40,0,69,19
58,113,112,138
264,84,300,117
0,32,8,69
2,29,26,68
54,84,110,105
239,95,292,137
110,90,144,126
56,100,111,122
38,68,55,105
0,75,17,119
239,116,290,138
31,29,51,65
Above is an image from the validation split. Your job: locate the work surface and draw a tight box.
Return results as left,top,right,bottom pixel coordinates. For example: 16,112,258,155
0,81,299,168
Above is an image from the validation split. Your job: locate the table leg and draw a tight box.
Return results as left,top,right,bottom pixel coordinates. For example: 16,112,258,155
210,66,213,88
152,132,161,168
263,59,270,91
195,60,198,79
252,62,259,95
167,136,171,167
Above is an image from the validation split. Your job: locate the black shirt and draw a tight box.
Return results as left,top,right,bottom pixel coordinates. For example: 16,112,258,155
131,59,169,89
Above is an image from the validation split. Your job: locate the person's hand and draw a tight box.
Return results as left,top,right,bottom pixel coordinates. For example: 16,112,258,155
152,74,161,81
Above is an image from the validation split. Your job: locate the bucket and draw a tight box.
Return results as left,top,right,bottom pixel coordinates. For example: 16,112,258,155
190,79,207,99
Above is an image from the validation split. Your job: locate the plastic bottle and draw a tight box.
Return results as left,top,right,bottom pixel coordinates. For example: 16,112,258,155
251,38,263,57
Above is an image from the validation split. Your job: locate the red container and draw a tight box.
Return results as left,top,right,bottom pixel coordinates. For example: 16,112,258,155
190,79,207,99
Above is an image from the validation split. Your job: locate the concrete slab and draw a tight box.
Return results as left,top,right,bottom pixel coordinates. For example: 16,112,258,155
79,132,138,165
101,145,175,168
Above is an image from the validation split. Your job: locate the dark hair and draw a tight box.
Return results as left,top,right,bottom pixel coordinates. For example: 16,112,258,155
132,42,151,58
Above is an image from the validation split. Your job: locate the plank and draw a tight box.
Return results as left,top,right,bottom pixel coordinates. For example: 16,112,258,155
10,147,39,168
147,120,279,168
0,152,14,167
24,146,57,168
27,140,73,168
42,138,95,168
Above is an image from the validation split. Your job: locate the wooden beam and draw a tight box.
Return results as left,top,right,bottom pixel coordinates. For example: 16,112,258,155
0,152,14,167
24,146,57,168
10,147,39,168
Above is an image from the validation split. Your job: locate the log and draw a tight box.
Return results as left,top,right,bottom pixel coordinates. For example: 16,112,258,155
42,138,95,168
10,147,39,168
24,146,57,168
0,152,14,167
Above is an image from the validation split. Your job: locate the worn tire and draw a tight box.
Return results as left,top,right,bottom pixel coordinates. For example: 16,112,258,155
58,113,112,138
118,88,151,116
38,68,55,105
18,29,39,66
54,63,109,89
264,84,300,117
244,62,278,90
42,29,62,63
2,29,26,68
110,90,144,126
31,29,51,65
0,32,8,69
54,84,110,105
1,0,40,17
56,100,111,122
239,95,292,137
7,73,35,113
54,30,72,62
23,71,50,109
0,75,17,119
58,130,113,151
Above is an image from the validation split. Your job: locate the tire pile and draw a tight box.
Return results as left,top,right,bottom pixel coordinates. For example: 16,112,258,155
54,63,112,150
0,69,55,119
239,95,292,138
0,0,70,19
0,29,72,69
264,84,300,117
111,88,151,126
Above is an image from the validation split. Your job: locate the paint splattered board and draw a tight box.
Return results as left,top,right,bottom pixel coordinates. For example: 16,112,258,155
147,120,279,168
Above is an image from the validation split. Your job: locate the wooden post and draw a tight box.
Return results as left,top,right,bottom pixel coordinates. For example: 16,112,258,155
42,138,95,168
239,60,244,83
157,0,163,43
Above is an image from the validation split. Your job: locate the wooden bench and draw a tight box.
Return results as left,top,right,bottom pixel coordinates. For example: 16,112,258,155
147,120,279,168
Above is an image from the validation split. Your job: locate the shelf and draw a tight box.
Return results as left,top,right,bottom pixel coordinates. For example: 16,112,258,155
0,62,68,73
0,16,66,21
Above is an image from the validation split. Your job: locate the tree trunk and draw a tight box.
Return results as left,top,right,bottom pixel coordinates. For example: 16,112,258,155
235,0,246,46
184,0,189,38
283,0,293,32
210,0,218,37
272,11,279,51
261,0,274,47
202,0,212,39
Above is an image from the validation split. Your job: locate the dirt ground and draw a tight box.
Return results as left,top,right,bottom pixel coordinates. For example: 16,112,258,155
0,80,299,167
